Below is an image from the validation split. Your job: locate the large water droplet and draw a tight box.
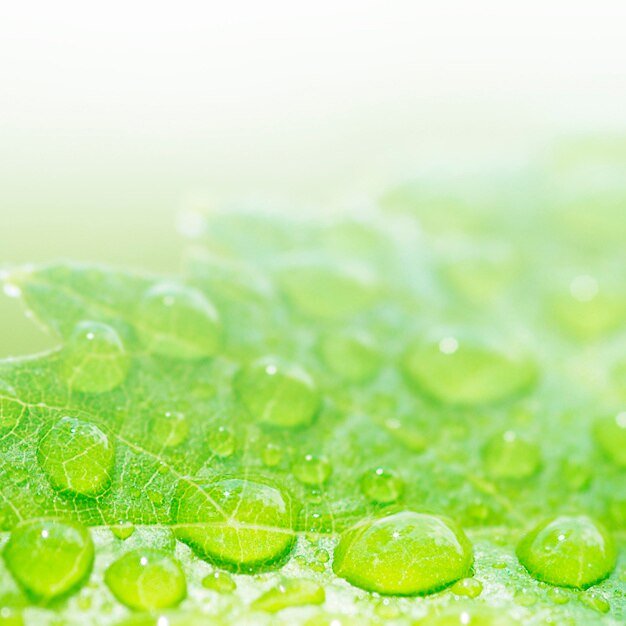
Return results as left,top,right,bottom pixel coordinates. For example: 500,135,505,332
61,321,130,393
333,511,473,595
172,477,296,573
593,412,626,467
37,416,114,497
319,331,381,383
516,515,616,589
104,549,187,611
279,262,379,320
136,283,222,360
483,431,541,479
403,335,537,406
3,518,94,601
234,357,320,428
360,467,404,504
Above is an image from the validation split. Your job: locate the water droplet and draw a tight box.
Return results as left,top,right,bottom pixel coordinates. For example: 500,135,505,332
150,411,190,448
516,515,616,589
251,578,325,612
104,549,186,611
136,283,221,360
579,589,610,614
293,454,331,486
593,412,626,467
261,441,283,467
333,511,473,595
279,262,379,320
550,276,626,340
547,587,570,605
111,521,135,540
514,588,537,607
451,577,483,598
234,357,320,428
3,518,94,601
208,426,236,458
360,467,404,504
201,570,236,593
319,332,381,383
403,335,537,406
61,321,129,394
0,608,23,626
37,416,114,497
314,548,330,563
483,431,541,479
172,477,296,573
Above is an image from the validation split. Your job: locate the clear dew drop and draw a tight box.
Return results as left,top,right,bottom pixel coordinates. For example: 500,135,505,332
279,262,379,320
579,589,611,614
172,477,296,573
403,334,537,406
150,411,190,448
37,416,115,497
319,331,381,383
250,578,325,612
292,454,332,486
482,431,541,479
516,515,616,589
111,521,135,540
136,283,222,360
234,357,320,428
61,321,130,394
332,511,473,595
104,549,186,611
360,467,404,504
3,518,94,601
550,275,626,340
201,570,236,593
261,441,283,467
593,412,626,467
208,426,236,458
450,577,483,598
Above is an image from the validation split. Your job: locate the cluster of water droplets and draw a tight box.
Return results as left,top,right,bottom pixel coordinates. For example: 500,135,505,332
1,187,626,623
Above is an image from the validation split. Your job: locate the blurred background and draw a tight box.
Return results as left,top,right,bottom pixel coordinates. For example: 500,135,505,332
1,0,626,355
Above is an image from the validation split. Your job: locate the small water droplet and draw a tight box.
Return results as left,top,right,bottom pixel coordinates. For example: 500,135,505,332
4,519,94,601
403,334,537,406
234,357,320,428
208,426,236,458
61,321,129,394
251,578,325,612
150,411,190,448
136,283,221,360
110,521,135,540
319,331,381,383
360,467,404,505
579,589,610,614
451,577,483,598
483,431,541,479
293,454,331,486
37,416,114,497
261,441,283,467
201,570,236,593
104,549,186,611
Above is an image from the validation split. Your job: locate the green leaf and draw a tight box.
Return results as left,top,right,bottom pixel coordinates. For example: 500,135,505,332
1,196,626,625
